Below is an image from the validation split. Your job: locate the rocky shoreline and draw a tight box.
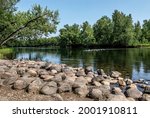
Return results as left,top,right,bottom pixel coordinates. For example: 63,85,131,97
0,59,150,101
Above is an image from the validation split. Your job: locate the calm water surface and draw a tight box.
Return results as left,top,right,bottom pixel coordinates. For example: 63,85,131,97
3,47,150,81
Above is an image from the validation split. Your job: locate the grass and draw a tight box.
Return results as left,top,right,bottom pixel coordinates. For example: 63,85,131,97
0,48,13,59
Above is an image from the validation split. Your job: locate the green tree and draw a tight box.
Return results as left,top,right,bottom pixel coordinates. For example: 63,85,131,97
134,21,142,42
93,16,113,45
142,20,150,42
80,21,95,46
59,24,81,47
112,10,134,46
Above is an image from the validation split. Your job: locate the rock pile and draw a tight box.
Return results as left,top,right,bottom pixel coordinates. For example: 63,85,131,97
0,59,150,101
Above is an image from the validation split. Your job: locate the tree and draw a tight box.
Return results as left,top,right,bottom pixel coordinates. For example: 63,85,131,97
59,24,81,47
134,21,142,42
112,10,134,46
93,16,113,45
80,21,95,46
0,0,59,46
142,20,150,42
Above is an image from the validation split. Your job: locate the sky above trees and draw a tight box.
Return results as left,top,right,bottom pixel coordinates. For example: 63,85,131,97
17,0,150,33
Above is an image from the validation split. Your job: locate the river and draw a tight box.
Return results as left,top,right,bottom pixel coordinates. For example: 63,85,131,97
2,47,150,81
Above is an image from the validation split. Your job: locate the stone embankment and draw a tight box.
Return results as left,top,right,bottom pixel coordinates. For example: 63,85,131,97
0,59,150,101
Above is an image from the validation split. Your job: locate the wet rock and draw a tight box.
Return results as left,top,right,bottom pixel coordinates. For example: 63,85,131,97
89,88,103,100
40,81,57,95
58,82,72,93
111,71,121,78
142,94,150,101
125,88,142,99
74,86,89,97
28,69,37,77
13,79,28,90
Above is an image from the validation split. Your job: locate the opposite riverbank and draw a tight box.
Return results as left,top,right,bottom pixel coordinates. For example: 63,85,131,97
0,59,150,101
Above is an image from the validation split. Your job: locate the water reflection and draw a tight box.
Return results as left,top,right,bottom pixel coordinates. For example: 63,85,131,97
3,47,150,80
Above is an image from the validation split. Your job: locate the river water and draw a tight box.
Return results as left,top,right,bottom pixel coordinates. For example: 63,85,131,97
2,47,150,81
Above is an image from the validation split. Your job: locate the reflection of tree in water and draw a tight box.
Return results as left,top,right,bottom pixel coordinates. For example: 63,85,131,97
4,47,150,79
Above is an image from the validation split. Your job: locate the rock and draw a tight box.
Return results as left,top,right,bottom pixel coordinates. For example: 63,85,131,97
127,84,137,89
51,94,63,101
0,72,12,79
58,82,72,93
0,96,9,101
118,79,126,86
109,79,118,84
0,68,5,77
13,79,27,90
40,75,54,81
127,97,135,101
92,75,104,82
73,77,88,88
144,85,150,94
125,88,142,99
111,87,123,95
125,79,133,85
111,71,121,78
92,81,102,87
85,66,93,74
76,69,85,77
85,77,92,83
21,76,36,84
64,76,76,85
107,94,128,101
97,69,105,76
50,64,62,72
86,72,94,78
142,94,150,101
89,88,103,100
28,69,37,77
52,74,63,83
38,69,49,76
3,77,17,85
17,67,26,77
101,80,110,86
28,79,43,94
74,86,89,97
51,69,57,74
40,81,57,95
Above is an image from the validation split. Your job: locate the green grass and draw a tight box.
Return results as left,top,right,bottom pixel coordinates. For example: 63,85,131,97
0,48,13,59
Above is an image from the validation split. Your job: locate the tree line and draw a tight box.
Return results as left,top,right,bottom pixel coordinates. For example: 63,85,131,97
1,0,150,48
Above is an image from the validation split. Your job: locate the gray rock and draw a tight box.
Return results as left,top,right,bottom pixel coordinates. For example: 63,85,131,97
89,88,103,100
73,77,88,88
17,67,26,76
111,87,123,95
21,76,36,84
111,71,121,78
101,80,110,86
28,69,37,77
74,86,89,97
97,69,106,76
76,69,85,77
125,79,133,85
118,79,126,86
92,75,104,82
51,94,63,101
40,81,57,95
13,79,28,90
3,77,17,85
144,85,150,94
52,74,63,83
40,75,54,81
107,94,128,101
92,81,102,87
58,82,72,93
125,88,142,99
0,72,12,79
85,66,93,74
142,94,150,101
64,76,76,85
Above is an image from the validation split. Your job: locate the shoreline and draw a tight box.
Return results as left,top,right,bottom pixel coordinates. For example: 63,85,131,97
0,59,150,101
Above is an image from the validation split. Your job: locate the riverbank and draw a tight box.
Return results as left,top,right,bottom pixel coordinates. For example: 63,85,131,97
0,59,150,101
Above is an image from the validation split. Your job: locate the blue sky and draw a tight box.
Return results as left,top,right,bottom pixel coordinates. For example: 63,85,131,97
17,0,150,35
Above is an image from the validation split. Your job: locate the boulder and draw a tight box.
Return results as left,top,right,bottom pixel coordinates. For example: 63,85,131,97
17,67,27,77
28,69,37,77
111,71,121,78
73,77,88,88
144,85,150,94
101,80,110,86
76,69,85,77
52,74,63,83
64,76,76,85
118,79,126,86
142,94,150,101
85,66,93,74
111,87,123,95
107,94,128,101
125,79,133,85
13,79,27,90
74,86,89,97
92,81,102,87
85,77,92,83
125,88,142,99
0,72,13,79
86,72,94,78
3,77,17,85
89,88,103,100
40,81,57,95
58,82,72,93
92,75,104,82
51,94,63,101
21,76,36,84
40,75,54,81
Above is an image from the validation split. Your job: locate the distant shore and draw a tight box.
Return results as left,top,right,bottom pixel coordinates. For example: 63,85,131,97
0,59,150,101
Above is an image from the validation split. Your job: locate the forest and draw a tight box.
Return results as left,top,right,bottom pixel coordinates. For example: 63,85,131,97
1,0,150,48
